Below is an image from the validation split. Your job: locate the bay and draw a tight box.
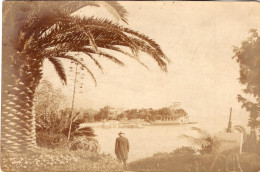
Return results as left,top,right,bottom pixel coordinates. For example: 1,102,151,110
94,124,197,162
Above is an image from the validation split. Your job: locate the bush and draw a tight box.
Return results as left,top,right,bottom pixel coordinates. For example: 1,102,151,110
36,132,100,153
172,146,197,156
36,107,98,152
1,148,124,172
36,132,68,149
70,136,100,153
199,143,213,155
242,136,260,154
129,152,260,172
35,81,97,152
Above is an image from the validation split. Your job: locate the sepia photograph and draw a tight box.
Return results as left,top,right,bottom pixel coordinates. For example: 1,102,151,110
1,1,260,172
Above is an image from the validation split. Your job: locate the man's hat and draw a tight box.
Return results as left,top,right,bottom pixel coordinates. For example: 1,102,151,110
118,131,124,134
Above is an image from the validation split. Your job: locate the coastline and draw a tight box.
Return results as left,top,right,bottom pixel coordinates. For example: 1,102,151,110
79,120,197,129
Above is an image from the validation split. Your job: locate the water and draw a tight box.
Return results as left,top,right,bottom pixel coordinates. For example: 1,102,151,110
91,115,248,162
94,124,199,162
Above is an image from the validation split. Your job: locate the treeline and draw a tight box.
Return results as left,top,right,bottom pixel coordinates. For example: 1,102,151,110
82,106,188,122
35,80,188,126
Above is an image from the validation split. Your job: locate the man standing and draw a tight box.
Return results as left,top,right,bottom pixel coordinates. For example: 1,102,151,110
115,131,129,169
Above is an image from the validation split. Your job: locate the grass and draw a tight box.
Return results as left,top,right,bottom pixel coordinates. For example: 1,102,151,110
129,152,260,172
1,147,124,172
2,146,260,172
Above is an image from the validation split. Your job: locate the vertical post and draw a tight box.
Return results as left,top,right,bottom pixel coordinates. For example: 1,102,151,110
227,107,232,133
67,62,79,142
239,133,243,154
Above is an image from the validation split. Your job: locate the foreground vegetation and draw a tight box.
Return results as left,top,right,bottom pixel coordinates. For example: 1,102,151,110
1,148,124,172
129,122,260,172
129,150,260,172
1,80,124,172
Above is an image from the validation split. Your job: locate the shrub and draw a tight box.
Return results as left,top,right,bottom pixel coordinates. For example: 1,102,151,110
36,132,68,149
242,136,260,154
36,106,98,152
70,136,100,153
1,148,123,172
62,117,96,138
129,152,260,172
172,146,197,156
180,127,220,155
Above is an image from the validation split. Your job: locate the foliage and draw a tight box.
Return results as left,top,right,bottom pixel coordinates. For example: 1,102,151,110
180,127,220,154
124,109,139,120
62,111,96,138
3,1,169,86
35,82,97,151
36,132,67,149
70,136,100,152
35,80,67,134
242,136,260,155
82,108,97,122
92,106,188,121
172,146,197,156
233,29,260,137
233,125,247,137
1,148,124,172
94,106,111,121
129,152,260,172
233,125,260,154
116,107,188,121
36,108,98,152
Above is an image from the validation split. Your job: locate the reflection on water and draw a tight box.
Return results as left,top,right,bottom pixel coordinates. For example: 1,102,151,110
94,124,197,162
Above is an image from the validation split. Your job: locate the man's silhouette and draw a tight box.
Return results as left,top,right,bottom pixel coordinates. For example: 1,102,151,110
115,131,129,168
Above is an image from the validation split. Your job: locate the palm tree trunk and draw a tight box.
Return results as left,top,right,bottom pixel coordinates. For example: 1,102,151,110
1,47,42,153
2,83,36,152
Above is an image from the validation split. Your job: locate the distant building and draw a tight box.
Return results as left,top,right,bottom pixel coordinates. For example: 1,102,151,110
107,107,124,120
150,116,189,125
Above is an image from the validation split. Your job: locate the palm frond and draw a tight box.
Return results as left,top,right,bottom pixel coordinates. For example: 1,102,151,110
57,1,99,14
56,54,97,86
59,17,166,69
98,1,128,24
102,45,150,70
124,28,170,62
55,1,128,23
132,38,168,72
233,125,247,136
47,57,67,85
86,31,100,55
80,18,168,69
81,18,138,55
81,17,168,60
75,47,125,67
191,127,211,138
8,6,168,87
99,51,125,66
83,52,104,73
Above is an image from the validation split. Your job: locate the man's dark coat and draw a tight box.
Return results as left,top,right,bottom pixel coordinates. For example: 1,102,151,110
115,136,129,161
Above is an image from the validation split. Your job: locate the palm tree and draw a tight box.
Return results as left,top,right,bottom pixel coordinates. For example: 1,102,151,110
2,1,169,153
180,127,220,154
233,125,247,137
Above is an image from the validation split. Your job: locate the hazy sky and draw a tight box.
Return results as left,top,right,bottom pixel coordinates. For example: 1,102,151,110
43,2,260,127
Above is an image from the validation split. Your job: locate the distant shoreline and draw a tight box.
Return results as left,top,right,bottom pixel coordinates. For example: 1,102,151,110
80,120,198,128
